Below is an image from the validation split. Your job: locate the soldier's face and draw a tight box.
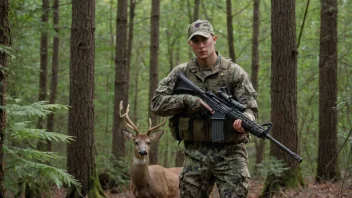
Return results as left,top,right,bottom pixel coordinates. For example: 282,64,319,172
188,35,217,60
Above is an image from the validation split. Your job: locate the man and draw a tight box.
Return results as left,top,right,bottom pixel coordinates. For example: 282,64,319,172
151,19,258,198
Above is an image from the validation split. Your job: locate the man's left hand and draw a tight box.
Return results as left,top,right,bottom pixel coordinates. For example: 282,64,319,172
233,119,245,133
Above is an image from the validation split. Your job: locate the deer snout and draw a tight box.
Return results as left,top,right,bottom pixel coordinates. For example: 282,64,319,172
139,149,147,156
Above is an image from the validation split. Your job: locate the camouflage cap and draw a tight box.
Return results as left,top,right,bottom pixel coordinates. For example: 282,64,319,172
188,19,214,41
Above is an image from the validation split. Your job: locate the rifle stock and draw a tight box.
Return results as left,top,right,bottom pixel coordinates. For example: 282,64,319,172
174,73,303,163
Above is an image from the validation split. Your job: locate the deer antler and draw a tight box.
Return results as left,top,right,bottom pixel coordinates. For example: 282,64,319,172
119,101,140,134
147,118,166,135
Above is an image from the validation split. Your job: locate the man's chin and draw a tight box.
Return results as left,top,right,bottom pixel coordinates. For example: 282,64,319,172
197,53,208,59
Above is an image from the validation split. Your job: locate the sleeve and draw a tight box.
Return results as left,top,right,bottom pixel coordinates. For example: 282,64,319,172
151,64,189,116
229,64,258,121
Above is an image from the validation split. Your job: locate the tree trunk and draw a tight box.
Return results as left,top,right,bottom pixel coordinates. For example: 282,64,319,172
112,0,128,159
133,49,142,122
251,0,265,176
46,0,60,153
128,0,137,121
262,0,304,196
226,0,236,61
193,0,200,21
67,0,105,197
0,0,10,196
187,0,200,59
149,0,160,165
127,0,135,82
36,0,49,151
316,0,339,182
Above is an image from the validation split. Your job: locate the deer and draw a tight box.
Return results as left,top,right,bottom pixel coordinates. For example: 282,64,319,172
120,101,181,198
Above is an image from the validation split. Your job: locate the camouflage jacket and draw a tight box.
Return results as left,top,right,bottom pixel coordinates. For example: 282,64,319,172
151,53,258,121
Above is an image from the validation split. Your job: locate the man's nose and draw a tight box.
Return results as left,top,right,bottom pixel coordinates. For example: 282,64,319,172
198,41,205,47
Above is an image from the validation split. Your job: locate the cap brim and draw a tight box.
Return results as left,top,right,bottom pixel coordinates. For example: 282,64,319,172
188,31,211,41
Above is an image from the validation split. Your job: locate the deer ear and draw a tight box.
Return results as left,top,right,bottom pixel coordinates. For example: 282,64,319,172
149,130,164,141
122,129,135,140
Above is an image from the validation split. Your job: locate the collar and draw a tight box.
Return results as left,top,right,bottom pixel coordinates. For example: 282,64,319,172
189,52,223,81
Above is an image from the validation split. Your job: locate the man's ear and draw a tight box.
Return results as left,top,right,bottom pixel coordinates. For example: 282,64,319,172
149,130,164,142
213,35,218,43
121,129,135,140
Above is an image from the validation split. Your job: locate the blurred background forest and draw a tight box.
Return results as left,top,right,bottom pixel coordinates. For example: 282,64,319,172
1,0,352,197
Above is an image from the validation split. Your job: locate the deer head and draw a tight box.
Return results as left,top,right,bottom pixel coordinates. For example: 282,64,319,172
119,101,166,158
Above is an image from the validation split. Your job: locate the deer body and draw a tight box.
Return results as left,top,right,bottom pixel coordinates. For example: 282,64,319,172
130,163,180,198
120,101,180,198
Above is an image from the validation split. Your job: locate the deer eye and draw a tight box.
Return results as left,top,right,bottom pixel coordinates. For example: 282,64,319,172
146,141,151,145
134,141,138,145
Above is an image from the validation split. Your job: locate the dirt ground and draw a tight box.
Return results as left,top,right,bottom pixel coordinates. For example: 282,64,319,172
102,179,352,198
48,178,352,198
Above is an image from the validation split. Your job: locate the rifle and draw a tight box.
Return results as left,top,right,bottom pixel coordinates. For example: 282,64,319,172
174,73,303,163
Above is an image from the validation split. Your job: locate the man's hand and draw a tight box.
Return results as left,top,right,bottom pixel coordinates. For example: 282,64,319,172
233,119,245,133
184,95,245,133
184,95,214,113
199,99,214,114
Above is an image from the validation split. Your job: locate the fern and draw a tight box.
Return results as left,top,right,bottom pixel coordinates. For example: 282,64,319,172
3,100,68,118
9,122,74,142
5,146,63,163
0,44,15,58
3,100,81,195
256,156,290,178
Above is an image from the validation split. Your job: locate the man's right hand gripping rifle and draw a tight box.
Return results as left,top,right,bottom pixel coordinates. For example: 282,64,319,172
175,73,303,163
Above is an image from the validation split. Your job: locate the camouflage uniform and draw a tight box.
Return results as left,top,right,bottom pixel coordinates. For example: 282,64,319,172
151,50,257,197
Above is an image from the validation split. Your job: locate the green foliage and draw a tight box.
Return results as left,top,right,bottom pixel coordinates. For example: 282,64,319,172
0,44,15,59
5,0,352,193
96,155,130,188
4,99,80,195
256,157,291,179
4,100,68,118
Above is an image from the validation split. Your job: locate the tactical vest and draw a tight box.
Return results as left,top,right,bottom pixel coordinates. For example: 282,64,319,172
169,57,248,143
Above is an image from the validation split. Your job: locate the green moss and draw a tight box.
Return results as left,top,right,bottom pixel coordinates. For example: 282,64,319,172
260,167,305,198
88,171,106,198
66,170,106,198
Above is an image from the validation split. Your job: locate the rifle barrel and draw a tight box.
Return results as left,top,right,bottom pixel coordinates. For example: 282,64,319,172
264,133,303,163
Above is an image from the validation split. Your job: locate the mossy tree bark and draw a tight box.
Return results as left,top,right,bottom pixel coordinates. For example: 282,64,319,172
0,0,10,196
261,0,304,196
67,0,105,197
250,0,266,177
316,0,339,183
112,0,128,159
149,0,161,165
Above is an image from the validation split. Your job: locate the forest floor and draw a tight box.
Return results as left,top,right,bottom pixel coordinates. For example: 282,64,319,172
49,178,352,198
102,179,352,198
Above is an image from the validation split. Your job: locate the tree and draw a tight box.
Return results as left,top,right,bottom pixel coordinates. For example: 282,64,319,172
36,0,49,151
251,0,265,176
193,0,200,21
226,0,236,61
128,0,137,122
67,0,105,196
127,0,136,76
316,0,339,182
112,0,128,159
46,0,60,153
0,0,10,196
261,0,304,196
186,0,200,59
149,0,160,165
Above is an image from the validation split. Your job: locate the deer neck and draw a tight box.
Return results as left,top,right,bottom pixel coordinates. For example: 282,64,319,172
131,156,150,188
